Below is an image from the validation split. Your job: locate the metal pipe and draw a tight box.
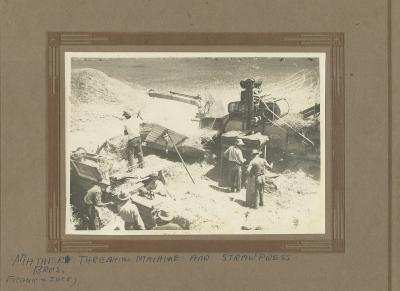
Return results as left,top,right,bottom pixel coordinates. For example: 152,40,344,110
264,143,267,160
165,131,196,184
169,91,202,100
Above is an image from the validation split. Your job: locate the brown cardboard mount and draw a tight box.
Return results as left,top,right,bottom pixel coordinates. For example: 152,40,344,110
0,1,398,291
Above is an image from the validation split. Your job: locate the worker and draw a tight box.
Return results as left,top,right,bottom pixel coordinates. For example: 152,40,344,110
152,209,183,230
83,180,113,230
115,192,146,230
223,138,246,192
138,171,168,199
246,149,273,208
122,110,144,170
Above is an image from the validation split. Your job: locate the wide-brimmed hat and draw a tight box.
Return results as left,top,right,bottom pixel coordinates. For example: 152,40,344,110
235,139,245,146
149,172,159,179
98,178,110,186
122,111,131,118
156,210,173,222
117,192,131,201
251,149,260,155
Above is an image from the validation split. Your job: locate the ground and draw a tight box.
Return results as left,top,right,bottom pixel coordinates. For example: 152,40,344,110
71,138,323,234
148,154,323,234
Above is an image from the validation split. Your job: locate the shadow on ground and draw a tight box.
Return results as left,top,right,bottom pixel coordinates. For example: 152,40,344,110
204,164,220,181
233,198,248,208
209,184,230,193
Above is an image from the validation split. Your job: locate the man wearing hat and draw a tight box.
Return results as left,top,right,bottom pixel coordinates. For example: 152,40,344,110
223,138,246,192
116,192,146,230
246,149,273,208
152,209,183,230
122,110,144,170
83,180,113,230
138,171,168,199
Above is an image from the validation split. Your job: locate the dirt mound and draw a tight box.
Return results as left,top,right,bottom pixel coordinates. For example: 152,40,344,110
69,68,216,151
71,68,145,106
69,68,149,151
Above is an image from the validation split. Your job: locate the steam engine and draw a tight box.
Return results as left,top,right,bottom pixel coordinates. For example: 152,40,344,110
227,78,289,130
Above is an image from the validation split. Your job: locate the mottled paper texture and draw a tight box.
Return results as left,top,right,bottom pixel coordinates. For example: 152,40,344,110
0,0,397,290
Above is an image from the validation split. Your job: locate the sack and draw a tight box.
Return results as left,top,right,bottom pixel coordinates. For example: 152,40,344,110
255,175,265,185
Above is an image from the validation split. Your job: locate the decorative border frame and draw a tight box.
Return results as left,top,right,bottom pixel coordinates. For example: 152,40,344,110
47,32,345,253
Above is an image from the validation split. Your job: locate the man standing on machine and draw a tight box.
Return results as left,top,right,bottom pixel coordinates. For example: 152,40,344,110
122,110,144,170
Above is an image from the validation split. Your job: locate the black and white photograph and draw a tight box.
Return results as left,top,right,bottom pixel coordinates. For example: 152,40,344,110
65,52,325,235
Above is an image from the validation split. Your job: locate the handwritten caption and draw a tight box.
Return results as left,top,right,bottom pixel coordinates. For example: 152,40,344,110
5,253,290,287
